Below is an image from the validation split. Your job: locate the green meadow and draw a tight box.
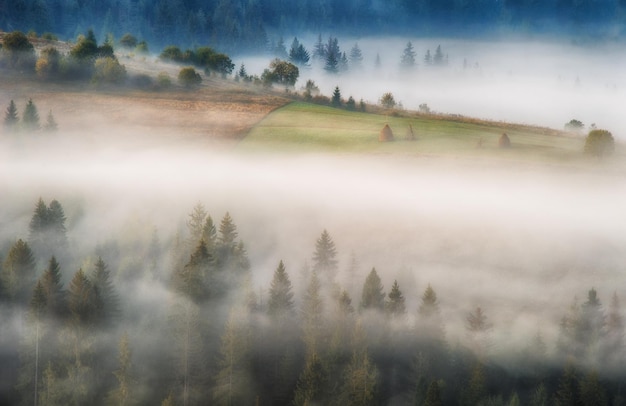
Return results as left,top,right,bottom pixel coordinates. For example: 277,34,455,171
239,102,587,163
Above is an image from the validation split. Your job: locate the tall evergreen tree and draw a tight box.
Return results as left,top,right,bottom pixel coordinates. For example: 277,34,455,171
418,284,445,343
289,37,310,66
360,268,385,311
349,43,363,69
554,362,579,406
312,33,325,60
323,37,340,74
91,256,120,326
1,239,37,304
301,271,324,357
22,98,40,132
108,332,134,406
400,41,416,69
423,380,443,406
268,260,294,319
386,280,406,316
214,309,253,405
186,203,207,247
173,239,212,303
433,45,444,66
331,86,342,107
4,99,19,131
293,353,327,406
40,256,66,319
312,229,338,279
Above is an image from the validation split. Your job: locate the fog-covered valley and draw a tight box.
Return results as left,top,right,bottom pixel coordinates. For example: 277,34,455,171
240,37,626,134
2,30,626,404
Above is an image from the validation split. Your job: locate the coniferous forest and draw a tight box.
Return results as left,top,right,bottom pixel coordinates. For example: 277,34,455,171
1,197,625,405
1,0,626,52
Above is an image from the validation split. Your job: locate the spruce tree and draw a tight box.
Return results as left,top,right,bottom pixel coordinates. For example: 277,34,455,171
360,268,385,311
1,239,37,304
268,260,294,319
331,86,342,108
108,332,134,406
91,256,120,326
4,99,19,130
40,256,66,319
386,280,406,316
349,43,363,69
423,381,443,406
312,229,338,278
433,45,444,66
400,41,416,69
214,309,253,405
186,203,207,247
22,98,40,132
418,284,445,343
293,353,327,406
173,239,212,303
301,271,324,356
43,110,58,132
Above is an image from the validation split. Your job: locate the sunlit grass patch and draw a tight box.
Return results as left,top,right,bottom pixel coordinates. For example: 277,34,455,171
239,102,585,163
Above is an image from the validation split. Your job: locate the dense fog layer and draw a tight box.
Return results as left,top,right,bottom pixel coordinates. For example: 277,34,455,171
2,132,625,349
239,37,626,134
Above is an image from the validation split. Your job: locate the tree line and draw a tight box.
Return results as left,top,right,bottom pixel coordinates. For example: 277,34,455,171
1,0,624,52
0,198,625,405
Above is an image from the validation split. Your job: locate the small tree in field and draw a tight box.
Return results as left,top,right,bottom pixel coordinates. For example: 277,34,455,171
331,86,342,107
178,67,202,87
4,100,19,131
22,99,40,132
379,93,396,109
584,129,615,158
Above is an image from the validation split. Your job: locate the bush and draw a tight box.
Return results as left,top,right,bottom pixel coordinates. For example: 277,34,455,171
584,129,615,158
565,119,584,132
119,33,138,49
36,47,61,80
380,92,396,109
178,67,202,87
0,31,36,71
92,57,127,84
157,72,172,88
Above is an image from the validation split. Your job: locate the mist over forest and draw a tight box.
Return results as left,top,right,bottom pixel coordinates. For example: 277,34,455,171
2,0,626,403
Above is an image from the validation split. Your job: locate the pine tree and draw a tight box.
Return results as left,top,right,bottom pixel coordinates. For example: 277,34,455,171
289,37,310,66
186,203,207,247
339,52,349,73
400,41,416,69
301,271,324,356
40,256,66,319
418,284,445,343
91,256,120,326
268,260,294,319
324,37,340,74
68,268,96,326
28,198,68,261
386,280,406,316
331,86,342,108
313,33,325,60
603,292,624,371
360,268,385,311
22,98,40,132
466,306,492,358
424,49,432,66
578,288,605,356
214,309,253,405
579,369,607,406
349,43,363,69
312,229,338,278
4,99,19,131
218,212,238,247
43,110,58,132
293,353,327,406
554,362,579,406
433,45,444,66
423,381,443,406
173,239,212,303
1,239,37,304
340,350,378,405
108,332,134,406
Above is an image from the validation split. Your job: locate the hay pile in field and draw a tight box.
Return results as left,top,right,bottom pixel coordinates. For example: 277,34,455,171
379,124,394,142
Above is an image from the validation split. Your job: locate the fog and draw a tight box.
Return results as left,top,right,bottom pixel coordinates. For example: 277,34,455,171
2,36,626,403
238,37,626,134
2,131,625,351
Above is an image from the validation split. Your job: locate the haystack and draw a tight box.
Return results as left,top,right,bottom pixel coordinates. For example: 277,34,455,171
406,124,416,141
379,124,394,142
498,133,511,148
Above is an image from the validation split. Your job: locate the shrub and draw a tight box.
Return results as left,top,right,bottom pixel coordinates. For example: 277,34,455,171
584,129,614,158
157,72,172,88
92,57,127,84
178,67,202,87
380,92,396,109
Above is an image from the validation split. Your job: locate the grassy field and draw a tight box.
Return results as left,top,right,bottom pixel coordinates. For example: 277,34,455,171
239,102,592,164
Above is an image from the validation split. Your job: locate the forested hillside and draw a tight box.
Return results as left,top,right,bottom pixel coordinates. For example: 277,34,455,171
1,198,625,405
1,0,625,52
